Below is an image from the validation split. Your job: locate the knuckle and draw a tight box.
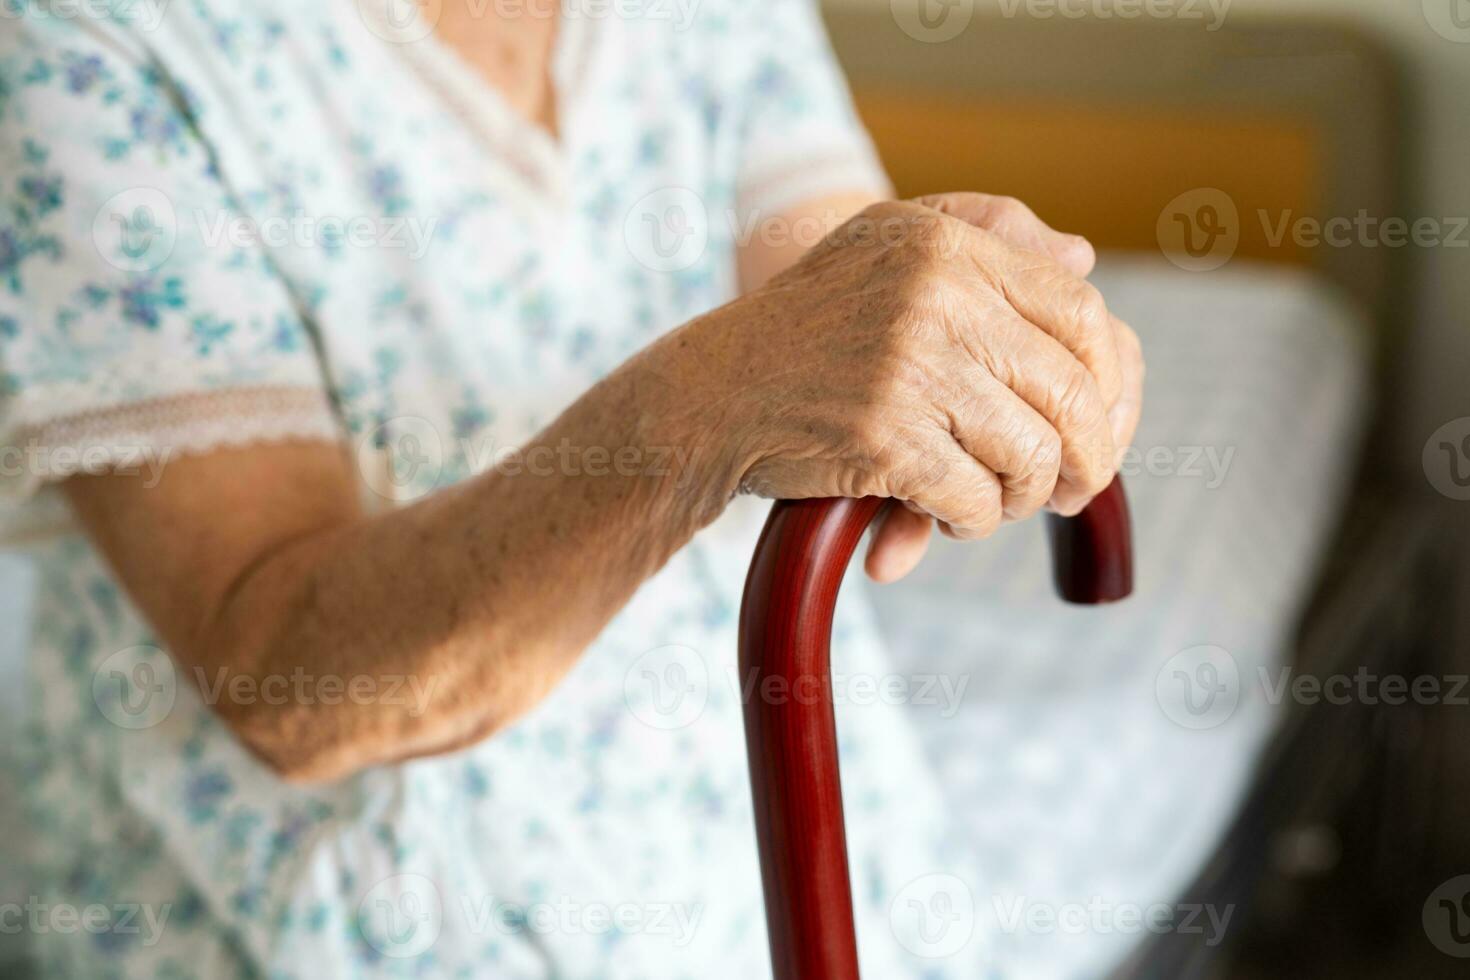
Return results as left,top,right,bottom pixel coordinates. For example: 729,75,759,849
1070,281,1110,339
992,195,1029,222
1015,426,1063,493
960,491,1004,538
888,453,946,505
858,199,907,223
1052,381,1112,496
842,201,923,255
1052,362,1101,431
1069,283,1123,400
894,257,959,318
1066,441,1114,497
916,191,987,223
908,213,959,263
1064,233,1095,259
913,191,963,215
1003,436,1061,520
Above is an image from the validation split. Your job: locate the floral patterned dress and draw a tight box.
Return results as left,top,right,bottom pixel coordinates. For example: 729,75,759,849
0,2,995,977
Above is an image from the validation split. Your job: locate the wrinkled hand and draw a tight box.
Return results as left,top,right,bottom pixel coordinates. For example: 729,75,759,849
680,192,1144,582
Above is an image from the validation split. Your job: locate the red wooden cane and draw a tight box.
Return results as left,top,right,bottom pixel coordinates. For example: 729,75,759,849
739,477,1132,979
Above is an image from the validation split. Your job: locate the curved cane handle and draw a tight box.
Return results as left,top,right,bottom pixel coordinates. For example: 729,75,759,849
738,478,1132,980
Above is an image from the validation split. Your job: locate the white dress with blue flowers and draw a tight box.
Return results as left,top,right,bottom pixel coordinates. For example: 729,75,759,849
0,2,1013,977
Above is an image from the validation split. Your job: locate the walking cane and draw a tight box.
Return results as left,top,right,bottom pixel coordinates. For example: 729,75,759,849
738,478,1133,978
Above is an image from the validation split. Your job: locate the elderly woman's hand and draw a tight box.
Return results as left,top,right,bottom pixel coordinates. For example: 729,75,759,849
661,193,1144,581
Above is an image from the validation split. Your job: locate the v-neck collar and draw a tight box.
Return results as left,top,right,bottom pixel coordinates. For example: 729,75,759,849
362,0,595,205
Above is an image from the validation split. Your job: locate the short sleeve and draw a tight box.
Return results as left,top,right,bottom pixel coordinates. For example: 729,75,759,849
0,15,338,531
731,0,892,220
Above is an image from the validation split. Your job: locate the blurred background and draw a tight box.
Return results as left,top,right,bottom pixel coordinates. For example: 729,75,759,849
823,1,1470,977
3,1,1468,977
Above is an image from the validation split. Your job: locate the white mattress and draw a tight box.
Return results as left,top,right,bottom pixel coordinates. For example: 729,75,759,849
859,255,1371,977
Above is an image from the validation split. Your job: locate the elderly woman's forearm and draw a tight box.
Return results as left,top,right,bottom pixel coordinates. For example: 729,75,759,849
193,356,740,782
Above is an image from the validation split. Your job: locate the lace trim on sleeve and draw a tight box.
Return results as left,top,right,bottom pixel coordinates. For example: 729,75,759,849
3,385,343,493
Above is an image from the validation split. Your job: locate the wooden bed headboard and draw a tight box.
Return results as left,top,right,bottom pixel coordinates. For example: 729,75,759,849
822,7,1403,335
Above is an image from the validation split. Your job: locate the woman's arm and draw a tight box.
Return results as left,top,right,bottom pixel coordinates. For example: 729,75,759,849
66,195,1142,784
65,353,736,783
